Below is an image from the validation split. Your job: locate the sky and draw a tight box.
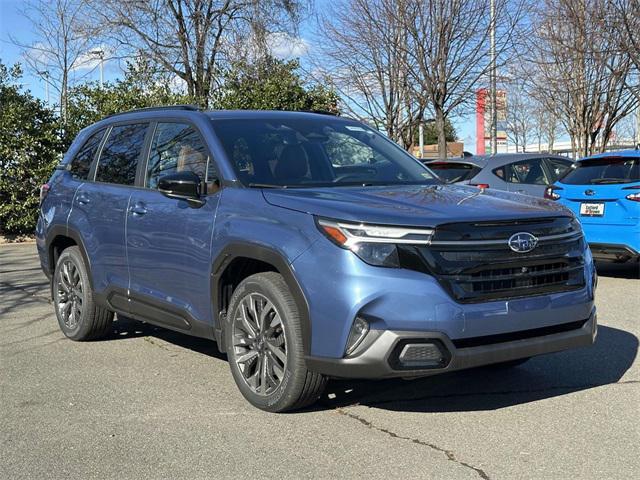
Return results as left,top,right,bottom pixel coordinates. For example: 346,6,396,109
0,0,477,152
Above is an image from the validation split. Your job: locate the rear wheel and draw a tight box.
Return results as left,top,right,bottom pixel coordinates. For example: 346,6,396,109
225,272,326,412
53,246,113,341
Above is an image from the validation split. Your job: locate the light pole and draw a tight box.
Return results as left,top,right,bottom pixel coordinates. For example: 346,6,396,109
490,0,497,155
37,70,50,105
90,49,105,88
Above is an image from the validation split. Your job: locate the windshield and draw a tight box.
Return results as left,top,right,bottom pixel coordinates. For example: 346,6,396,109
210,116,439,187
560,157,639,185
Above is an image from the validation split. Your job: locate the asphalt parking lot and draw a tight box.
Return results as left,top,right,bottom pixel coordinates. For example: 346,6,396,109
1,243,639,480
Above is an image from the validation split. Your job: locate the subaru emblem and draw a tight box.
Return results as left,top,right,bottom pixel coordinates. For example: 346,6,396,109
585,189,596,196
508,232,538,253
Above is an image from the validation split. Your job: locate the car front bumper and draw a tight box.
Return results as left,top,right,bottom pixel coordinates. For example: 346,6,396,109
305,308,597,379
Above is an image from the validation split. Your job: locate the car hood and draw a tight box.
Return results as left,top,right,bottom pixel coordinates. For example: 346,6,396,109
263,184,571,227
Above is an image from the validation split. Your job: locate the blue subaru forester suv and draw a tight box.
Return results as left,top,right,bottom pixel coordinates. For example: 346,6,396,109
37,106,597,412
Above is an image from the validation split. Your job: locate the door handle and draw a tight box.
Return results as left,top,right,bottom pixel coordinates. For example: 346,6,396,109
77,193,90,205
129,202,147,216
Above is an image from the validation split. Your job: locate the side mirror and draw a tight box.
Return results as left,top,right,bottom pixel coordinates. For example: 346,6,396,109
158,171,204,205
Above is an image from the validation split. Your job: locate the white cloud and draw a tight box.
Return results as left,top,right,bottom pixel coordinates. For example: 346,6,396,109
267,32,310,59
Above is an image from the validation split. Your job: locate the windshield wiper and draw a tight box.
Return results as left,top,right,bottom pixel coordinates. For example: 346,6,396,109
248,183,288,189
590,178,628,184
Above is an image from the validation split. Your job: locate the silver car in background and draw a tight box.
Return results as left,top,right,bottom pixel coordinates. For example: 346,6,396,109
425,153,574,197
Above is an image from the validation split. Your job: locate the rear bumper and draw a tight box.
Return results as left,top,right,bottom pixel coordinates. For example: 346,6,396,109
589,243,639,262
305,308,597,379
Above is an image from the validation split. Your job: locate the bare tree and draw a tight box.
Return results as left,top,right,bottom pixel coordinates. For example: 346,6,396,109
610,0,640,71
503,78,535,152
9,0,99,127
398,0,525,158
89,0,305,107
314,0,423,148
524,0,639,157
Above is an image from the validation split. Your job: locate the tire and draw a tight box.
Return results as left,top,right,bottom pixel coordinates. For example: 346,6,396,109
224,272,326,412
52,246,113,341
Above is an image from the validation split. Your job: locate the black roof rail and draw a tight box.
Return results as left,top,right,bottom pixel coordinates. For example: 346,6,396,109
103,104,201,120
303,109,339,116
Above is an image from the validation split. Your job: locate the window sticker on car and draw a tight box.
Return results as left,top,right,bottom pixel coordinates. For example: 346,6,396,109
345,126,367,132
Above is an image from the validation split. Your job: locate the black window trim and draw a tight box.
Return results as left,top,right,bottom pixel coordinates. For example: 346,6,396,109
139,117,221,196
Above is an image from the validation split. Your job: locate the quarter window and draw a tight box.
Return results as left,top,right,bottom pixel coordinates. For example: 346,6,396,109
146,123,209,189
95,124,148,185
69,129,105,180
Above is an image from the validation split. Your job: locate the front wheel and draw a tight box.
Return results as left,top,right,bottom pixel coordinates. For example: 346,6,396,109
225,272,326,412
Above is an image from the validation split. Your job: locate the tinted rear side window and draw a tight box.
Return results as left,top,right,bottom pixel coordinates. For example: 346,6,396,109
560,157,639,185
69,129,105,180
428,162,480,182
96,124,148,185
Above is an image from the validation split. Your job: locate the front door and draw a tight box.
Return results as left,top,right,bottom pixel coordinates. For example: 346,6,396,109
126,122,220,334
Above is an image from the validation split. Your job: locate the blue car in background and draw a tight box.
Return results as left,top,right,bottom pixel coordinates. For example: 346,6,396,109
545,149,640,263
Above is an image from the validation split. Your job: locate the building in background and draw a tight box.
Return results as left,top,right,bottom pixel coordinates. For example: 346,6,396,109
476,88,507,155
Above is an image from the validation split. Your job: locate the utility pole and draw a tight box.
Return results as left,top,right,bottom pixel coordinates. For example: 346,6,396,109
490,0,497,155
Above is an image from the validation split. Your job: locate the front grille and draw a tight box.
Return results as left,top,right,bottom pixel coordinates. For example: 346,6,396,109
397,216,586,303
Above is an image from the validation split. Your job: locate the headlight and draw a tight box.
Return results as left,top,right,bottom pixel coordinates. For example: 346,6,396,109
316,218,433,267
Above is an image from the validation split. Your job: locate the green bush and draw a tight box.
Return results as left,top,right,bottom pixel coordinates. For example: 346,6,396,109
0,63,62,235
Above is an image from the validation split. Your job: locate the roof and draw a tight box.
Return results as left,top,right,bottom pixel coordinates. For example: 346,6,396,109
468,152,570,168
578,149,640,162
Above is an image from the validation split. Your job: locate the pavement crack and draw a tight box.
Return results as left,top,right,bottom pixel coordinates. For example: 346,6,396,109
336,408,490,480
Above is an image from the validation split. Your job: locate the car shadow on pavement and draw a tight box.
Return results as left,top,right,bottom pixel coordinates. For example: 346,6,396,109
107,314,227,361
595,262,640,279
105,313,637,414
314,325,637,413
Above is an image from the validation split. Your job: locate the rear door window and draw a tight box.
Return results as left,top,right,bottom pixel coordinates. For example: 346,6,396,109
498,159,549,185
69,129,105,180
427,162,480,183
95,123,148,185
560,157,639,185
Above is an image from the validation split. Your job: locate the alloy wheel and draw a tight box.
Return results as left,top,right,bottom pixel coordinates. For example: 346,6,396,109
56,259,84,330
231,293,288,396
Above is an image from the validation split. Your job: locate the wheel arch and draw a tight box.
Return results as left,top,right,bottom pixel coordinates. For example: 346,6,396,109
46,225,94,290
212,242,311,355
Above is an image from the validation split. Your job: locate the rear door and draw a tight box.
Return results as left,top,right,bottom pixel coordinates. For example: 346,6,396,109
558,156,640,226
72,123,149,302
125,121,220,333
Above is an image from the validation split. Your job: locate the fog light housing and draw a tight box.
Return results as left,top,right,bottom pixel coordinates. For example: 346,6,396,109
389,339,450,370
345,317,369,355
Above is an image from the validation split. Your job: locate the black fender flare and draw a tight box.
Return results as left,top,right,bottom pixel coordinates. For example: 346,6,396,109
46,225,94,290
211,242,312,355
